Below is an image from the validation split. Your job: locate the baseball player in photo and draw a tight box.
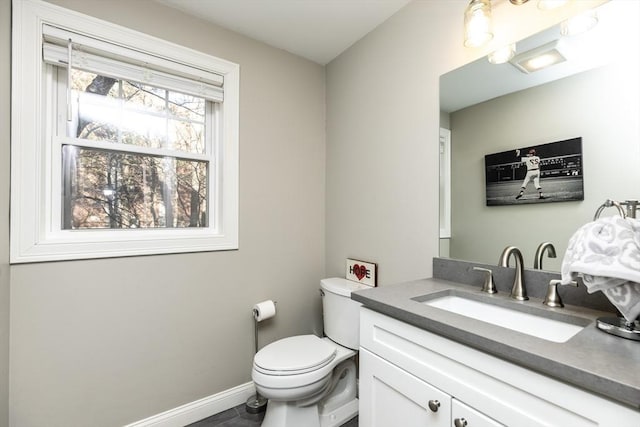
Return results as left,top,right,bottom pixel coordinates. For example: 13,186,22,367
515,148,545,200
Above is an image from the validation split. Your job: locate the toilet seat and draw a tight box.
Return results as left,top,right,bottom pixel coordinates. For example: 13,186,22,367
252,335,345,392
254,335,337,376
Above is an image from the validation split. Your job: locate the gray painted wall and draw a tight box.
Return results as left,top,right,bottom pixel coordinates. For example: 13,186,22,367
449,63,640,271
7,1,326,425
325,2,449,286
0,0,11,425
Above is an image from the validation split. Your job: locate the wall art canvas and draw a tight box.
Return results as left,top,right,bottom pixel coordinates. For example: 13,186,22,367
484,137,584,206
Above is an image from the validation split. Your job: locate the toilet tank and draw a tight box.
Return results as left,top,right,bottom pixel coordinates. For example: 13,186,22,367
320,277,369,350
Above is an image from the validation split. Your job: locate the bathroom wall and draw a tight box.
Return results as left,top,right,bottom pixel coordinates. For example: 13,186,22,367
0,0,11,425
324,0,603,285
450,62,640,271
7,0,326,426
325,2,455,287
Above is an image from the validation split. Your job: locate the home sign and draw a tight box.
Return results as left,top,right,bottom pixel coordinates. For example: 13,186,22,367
345,258,377,287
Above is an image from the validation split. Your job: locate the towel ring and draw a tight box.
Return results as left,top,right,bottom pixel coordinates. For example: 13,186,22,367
593,199,626,220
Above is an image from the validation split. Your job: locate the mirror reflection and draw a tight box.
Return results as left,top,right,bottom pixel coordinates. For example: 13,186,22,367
439,0,640,272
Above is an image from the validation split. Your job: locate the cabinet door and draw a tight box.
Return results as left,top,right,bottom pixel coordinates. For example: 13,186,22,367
360,348,451,427
452,399,504,427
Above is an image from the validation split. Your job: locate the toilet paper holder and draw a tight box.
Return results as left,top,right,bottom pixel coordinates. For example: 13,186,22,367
246,300,277,413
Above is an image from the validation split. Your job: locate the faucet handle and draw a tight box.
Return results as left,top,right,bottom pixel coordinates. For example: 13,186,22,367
473,267,497,294
543,279,578,308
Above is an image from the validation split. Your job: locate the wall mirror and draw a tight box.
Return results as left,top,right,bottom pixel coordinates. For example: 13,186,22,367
439,0,639,272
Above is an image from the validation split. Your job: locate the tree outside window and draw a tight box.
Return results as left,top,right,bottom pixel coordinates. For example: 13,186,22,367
62,69,210,229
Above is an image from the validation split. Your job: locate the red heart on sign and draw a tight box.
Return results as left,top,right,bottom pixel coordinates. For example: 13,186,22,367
354,264,366,280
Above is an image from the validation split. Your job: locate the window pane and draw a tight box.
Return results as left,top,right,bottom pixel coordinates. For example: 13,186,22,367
120,109,166,149
168,92,205,121
62,145,209,229
76,93,120,142
122,80,167,113
70,69,207,154
169,119,205,153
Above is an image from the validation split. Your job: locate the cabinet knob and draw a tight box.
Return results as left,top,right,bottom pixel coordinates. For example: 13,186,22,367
454,418,468,427
427,399,440,412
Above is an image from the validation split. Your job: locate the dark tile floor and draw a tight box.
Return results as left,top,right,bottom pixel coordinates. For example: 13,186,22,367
187,403,358,427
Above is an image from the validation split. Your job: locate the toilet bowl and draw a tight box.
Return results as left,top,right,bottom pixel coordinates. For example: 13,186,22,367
251,278,368,427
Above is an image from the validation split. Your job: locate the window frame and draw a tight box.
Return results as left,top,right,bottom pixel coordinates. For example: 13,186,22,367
11,0,240,263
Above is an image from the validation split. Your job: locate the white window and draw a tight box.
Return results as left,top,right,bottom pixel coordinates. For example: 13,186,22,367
11,0,239,263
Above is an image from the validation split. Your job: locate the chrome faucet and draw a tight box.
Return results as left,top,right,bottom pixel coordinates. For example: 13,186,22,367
543,279,578,308
472,266,497,294
534,242,556,270
498,246,528,301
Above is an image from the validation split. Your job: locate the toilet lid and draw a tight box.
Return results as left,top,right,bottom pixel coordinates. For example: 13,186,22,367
254,335,337,374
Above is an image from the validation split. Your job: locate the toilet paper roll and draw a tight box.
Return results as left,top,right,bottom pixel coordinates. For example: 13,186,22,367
253,300,276,322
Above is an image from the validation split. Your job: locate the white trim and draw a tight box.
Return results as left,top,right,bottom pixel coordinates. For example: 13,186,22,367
123,382,256,427
439,128,451,239
54,137,211,162
10,0,240,263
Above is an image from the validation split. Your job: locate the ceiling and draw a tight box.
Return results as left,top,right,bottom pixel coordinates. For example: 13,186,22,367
155,0,412,65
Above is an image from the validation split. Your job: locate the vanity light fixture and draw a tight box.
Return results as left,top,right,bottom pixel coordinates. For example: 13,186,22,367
464,0,534,48
509,40,567,73
464,0,494,47
560,9,598,36
537,0,569,10
488,43,516,64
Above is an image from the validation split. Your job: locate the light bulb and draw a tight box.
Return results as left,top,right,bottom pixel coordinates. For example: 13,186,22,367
488,44,516,64
464,0,494,48
561,9,598,36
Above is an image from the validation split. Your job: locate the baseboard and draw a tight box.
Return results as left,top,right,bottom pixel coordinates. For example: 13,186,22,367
124,382,256,427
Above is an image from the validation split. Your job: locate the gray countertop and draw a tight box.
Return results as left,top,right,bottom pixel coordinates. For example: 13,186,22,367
352,277,640,410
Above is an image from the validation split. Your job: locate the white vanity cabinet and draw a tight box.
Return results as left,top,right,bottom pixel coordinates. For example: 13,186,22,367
360,348,503,427
360,347,452,427
358,307,640,427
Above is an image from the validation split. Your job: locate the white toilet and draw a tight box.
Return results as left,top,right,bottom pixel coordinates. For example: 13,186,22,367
251,277,368,427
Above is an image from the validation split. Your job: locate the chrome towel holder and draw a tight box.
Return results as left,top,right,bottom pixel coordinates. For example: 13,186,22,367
593,199,626,220
591,198,639,340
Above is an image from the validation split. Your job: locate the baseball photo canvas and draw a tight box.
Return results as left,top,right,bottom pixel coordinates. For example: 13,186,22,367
484,137,584,206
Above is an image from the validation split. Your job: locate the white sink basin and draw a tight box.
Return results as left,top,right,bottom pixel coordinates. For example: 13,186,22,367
423,295,585,343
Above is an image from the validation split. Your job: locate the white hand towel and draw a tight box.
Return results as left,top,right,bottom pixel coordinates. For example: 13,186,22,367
561,216,640,323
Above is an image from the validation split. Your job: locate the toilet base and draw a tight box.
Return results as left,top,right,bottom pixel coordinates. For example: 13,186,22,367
259,358,358,427
319,397,358,427
260,397,358,427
